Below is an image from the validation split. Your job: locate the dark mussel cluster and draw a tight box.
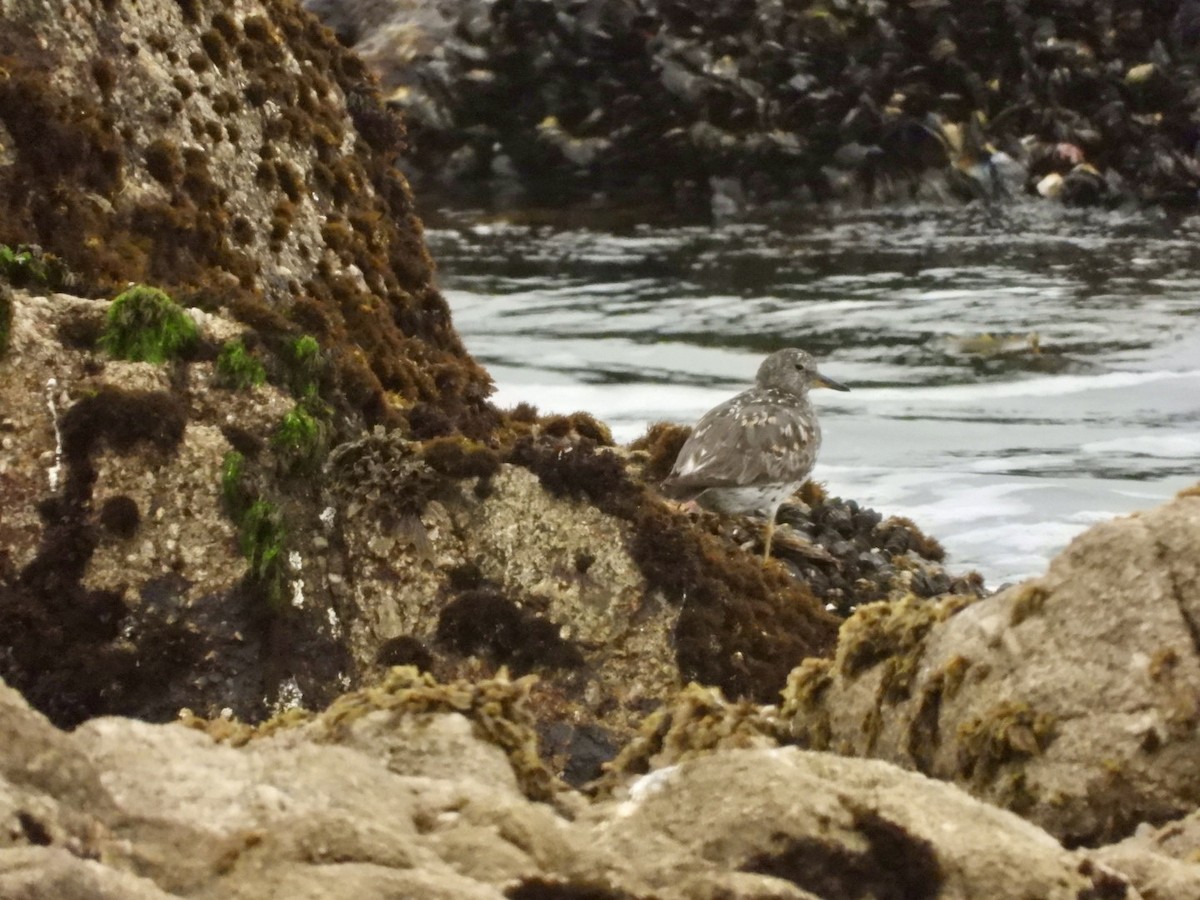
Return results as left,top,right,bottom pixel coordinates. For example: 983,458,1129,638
776,496,983,617
307,0,1200,212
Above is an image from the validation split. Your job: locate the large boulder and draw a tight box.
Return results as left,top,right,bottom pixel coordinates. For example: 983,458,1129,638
0,0,492,426
7,286,924,781
1095,810,1200,900
783,487,1200,846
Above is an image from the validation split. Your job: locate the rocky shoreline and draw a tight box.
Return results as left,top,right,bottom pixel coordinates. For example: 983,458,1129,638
2,0,1200,897
306,0,1200,214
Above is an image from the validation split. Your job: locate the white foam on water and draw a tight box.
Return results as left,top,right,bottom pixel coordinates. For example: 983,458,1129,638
1080,433,1200,458
944,520,1085,584
843,369,1200,406
964,454,1074,475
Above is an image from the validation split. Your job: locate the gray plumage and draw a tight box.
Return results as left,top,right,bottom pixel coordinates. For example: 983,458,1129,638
663,348,849,558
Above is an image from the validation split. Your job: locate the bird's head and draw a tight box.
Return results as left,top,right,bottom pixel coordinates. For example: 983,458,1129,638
757,347,850,396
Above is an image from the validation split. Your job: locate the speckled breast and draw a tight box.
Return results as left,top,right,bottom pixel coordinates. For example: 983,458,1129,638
696,482,803,517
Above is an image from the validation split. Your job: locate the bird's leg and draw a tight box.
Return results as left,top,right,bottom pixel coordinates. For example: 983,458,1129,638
762,506,779,561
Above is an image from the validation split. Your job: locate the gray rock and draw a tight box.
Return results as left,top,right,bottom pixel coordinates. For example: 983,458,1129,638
0,673,1146,898
0,847,179,900
1093,811,1200,900
588,748,1127,900
784,488,1200,845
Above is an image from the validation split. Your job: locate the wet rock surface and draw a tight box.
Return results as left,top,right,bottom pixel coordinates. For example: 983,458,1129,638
308,0,1200,212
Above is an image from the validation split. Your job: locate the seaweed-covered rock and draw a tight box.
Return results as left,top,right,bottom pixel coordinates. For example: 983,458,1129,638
0,0,492,428
587,748,1128,900
323,428,846,782
782,486,1200,846
0,289,331,727
1,288,851,783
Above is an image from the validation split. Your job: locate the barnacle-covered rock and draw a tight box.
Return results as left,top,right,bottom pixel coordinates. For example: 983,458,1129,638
309,0,1200,212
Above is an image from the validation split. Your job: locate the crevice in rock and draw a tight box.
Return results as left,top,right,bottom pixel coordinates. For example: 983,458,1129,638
16,811,52,846
741,803,943,900
906,674,945,775
505,878,647,900
1152,536,1200,660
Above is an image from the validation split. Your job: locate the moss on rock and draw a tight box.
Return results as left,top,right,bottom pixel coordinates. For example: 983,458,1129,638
0,0,493,430
541,411,614,446
237,498,289,611
419,435,502,485
1009,582,1050,626
594,682,785,796
781,658,836,751
272,401,329,475
628,420,690,483
99,285,198,364
180,665,564,802
508,431,840,704
0,243,71,292
220,450,250,519
283,333,322,398
838,594,969,680
215,337,267,389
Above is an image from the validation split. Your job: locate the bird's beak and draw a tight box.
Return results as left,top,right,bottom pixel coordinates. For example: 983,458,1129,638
814,373,850,392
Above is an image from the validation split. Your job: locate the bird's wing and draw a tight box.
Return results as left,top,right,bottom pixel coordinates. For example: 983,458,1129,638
663,392,820,494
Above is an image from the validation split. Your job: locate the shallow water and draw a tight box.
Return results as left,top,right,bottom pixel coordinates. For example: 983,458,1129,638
425,204,1200,586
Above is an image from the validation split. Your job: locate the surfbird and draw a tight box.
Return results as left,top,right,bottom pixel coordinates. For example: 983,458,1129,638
662,348,849,560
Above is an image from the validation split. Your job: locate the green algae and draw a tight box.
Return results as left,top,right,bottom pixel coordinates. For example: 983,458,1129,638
286,333,322,397
273,401,328,475
238,498,288,610
215,338,266,389
0,243,71,292
99,285,198,363
220,451,249,519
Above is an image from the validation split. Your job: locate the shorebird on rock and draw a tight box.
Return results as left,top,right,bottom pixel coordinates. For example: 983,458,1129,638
662,348,849,560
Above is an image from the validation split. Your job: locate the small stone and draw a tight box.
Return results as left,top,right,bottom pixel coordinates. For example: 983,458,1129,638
367,535,394,557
